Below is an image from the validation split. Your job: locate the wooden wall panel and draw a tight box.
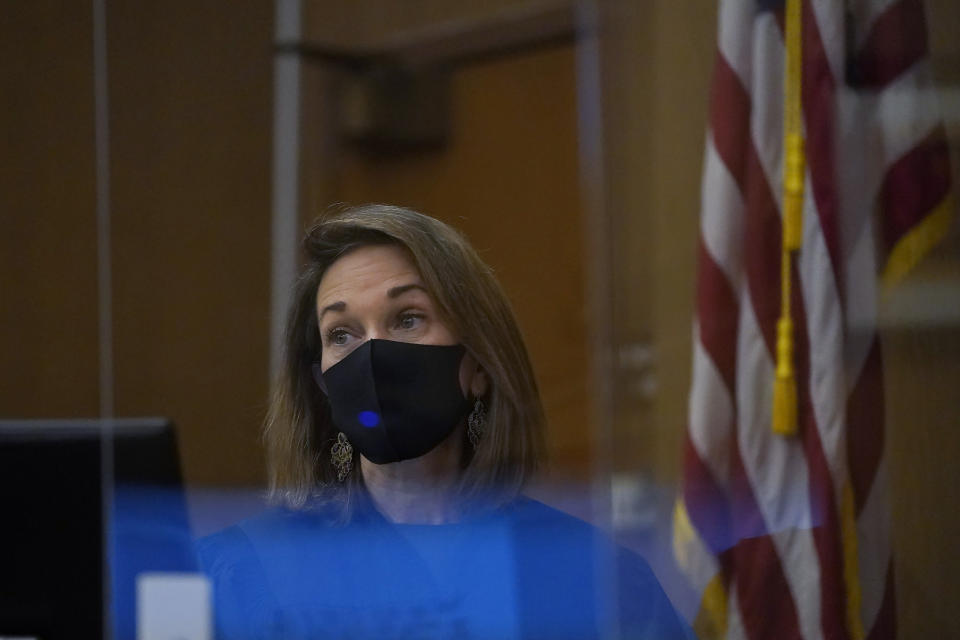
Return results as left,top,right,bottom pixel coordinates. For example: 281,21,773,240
0,2,100,418
106,0,274,486
303,0,569,51
885,326,960,639
647,3,715,484
598,1,715,482
597,0,659,476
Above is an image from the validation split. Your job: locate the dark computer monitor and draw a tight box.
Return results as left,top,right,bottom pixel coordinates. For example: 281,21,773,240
0,418,194,640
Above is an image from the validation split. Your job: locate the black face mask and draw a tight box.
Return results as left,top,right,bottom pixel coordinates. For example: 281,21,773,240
315,339,471,464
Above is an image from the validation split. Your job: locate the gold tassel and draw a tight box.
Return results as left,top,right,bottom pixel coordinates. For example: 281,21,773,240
773,316,798,436
773,0,804,437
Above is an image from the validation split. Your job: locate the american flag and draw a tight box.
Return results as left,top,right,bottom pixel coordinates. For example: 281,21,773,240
672,1,953,639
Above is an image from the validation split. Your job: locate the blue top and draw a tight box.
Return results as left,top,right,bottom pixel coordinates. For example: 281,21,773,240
197,496,692,640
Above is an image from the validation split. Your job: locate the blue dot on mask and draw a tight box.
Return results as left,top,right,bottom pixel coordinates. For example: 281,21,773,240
358,411,380,428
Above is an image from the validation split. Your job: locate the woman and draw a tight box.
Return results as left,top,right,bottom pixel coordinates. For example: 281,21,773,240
198,204,691,639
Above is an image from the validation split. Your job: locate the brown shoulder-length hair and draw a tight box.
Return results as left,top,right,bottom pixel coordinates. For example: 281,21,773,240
264,204,546,516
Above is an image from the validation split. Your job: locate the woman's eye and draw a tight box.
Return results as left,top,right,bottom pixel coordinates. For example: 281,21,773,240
396,313,423,330
327,328,351,346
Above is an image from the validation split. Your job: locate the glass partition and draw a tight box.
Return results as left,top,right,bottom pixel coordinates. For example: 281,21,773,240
2,1,957,638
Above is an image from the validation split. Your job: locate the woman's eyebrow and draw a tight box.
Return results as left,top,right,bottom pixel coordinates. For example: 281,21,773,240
319,284,425,320
318,301,345,320
387,283,427,298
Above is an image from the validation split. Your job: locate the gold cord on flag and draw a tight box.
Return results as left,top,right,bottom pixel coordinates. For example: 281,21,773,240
773,0,805,437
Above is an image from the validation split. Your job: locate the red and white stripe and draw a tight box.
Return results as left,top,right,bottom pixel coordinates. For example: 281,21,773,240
674,1,951,639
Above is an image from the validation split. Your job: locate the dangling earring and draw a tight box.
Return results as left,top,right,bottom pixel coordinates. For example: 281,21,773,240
331,432,353,482
467,398,486,449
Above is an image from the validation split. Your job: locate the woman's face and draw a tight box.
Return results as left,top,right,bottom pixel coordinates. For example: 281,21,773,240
315,244,487,397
